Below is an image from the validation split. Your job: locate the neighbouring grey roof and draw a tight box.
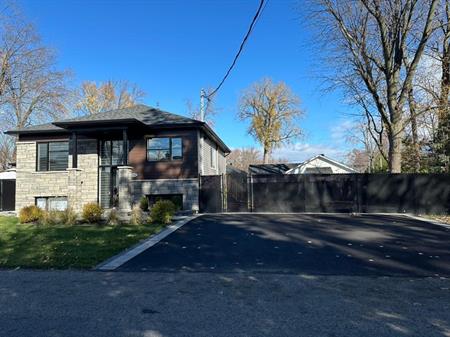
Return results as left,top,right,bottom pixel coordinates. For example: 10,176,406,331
249,163,300,175
226,165,247,175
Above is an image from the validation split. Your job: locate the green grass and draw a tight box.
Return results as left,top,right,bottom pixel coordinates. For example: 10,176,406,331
0,216,164,269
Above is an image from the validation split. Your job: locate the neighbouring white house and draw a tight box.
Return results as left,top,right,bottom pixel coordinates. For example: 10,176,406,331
249,154,356,175
286,154,356,174
0,168,16,180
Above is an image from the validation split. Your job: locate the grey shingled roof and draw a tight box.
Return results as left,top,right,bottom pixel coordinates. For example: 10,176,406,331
7,122,64,133
54,104,200,127
6,105,200,133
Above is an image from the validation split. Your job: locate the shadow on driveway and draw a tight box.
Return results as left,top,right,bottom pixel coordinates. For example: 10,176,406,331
118,213,450,277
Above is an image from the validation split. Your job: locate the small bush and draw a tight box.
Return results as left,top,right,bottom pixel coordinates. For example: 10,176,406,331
39,210,62,226
82,202,103,223
107,208,120,226
19,205,44,224
150,200,176,225
130,205,144,225
60,207,78,226
139,196,149,211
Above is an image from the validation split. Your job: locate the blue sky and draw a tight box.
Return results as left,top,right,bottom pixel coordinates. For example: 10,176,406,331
20,0,357,162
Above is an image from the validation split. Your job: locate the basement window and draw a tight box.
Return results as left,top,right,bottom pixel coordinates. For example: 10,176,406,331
35,196,68,211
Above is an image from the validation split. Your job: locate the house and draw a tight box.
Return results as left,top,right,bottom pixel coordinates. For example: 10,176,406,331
6,104,230,213
249,154,356,175
0,168,16,212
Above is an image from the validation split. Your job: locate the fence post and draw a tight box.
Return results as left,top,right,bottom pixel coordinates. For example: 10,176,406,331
221,173,226,213
354,174,360,213
249,174,253,212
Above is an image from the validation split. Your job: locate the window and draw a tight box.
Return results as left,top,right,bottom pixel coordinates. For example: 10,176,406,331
147,137,183,161
210,145,217,169
100,140,126,166
37,142,69,171
35,197,68,211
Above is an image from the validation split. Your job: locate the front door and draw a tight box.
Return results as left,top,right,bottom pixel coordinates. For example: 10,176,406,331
99,167,119,208
99,140,125,208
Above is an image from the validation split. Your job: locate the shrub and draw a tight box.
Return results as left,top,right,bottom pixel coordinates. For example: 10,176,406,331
39,210,62,226
130,205,144,225
150,200,176,225
19,205,44,224
139,196,149,211
107,208,120,226
60,207,77,226
82,202,103,223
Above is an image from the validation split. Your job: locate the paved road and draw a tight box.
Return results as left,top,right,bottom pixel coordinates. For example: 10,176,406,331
119,213,450,277
2,214,450,336
1,270,450,337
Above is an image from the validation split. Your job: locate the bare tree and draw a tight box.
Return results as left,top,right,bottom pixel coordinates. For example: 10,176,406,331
306,0,438,172
0,134,14,170
239,78,304,164
227,147,262,171
77,80,145,115
0,5,72,168
344,119,380,172
0,6,72,129
185,88,218,127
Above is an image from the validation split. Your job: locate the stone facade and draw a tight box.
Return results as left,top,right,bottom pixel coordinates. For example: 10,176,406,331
130,178,199,211
15,139,98,212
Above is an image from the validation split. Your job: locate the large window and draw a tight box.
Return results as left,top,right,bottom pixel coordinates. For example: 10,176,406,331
37,142,69,171
147,137,183,161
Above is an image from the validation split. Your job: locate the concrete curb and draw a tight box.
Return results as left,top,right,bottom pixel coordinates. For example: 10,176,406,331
95,214,201,271
403,214,450,230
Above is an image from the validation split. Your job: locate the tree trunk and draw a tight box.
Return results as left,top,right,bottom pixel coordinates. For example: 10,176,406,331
408,89,420,172
388,129,403,173
263,147,269,164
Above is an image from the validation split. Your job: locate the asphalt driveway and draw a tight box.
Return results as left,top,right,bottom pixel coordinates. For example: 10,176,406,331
118,213,450,277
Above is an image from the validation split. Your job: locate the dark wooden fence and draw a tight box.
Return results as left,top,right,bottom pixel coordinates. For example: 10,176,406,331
199,175,224,213
200,173,450,214
0,179,15,211
251,173,450,214
226,171,248,212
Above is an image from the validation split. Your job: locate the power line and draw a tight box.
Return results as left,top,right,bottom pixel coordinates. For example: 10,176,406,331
206,0,266,100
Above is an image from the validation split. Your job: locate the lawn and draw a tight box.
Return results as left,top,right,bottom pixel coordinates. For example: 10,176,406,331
0,216,164,269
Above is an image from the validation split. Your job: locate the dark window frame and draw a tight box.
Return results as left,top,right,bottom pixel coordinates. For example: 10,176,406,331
146,137,183,162
99,139,128,167
36,141,69,172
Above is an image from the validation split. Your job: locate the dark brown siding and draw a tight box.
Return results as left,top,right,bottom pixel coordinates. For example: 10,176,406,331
128,128,198,179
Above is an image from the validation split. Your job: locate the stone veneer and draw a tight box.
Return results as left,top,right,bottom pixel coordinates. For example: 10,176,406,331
15,139,98,212
129,178,199,212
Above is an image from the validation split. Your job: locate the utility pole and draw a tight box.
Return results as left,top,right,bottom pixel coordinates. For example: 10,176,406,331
200,88,206,122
